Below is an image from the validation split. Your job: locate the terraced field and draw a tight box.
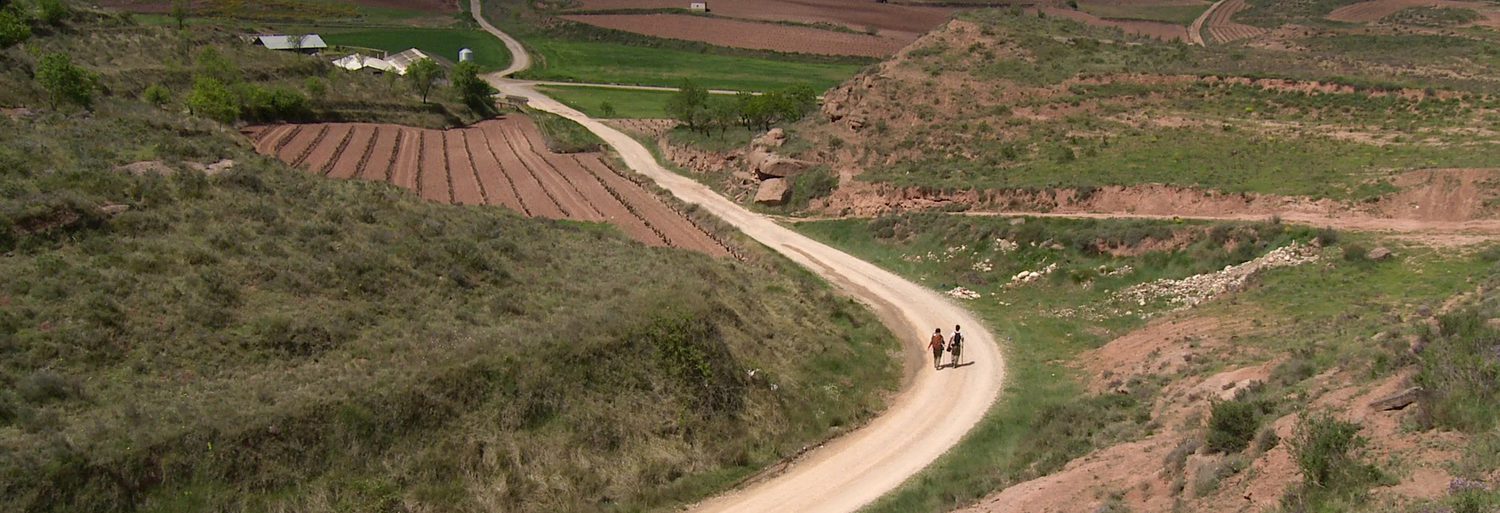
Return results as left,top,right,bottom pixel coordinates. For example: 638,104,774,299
244,116,731,256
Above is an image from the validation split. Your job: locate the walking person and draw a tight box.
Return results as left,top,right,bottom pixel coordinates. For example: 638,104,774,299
928,328,946,370
949,324,964,368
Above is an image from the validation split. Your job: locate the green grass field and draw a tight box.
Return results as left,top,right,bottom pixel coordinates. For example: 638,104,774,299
516,34,865,91
320,27,512,71
537,85,676,118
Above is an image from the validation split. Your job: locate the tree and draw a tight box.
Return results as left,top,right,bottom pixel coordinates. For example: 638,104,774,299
666,79,710,131
36,52,99,111
187,76,239,123
599,101,616,118
708,97,737,135
406,58,443,104
0,8,29,49
450,61,496,114
170,0,189,30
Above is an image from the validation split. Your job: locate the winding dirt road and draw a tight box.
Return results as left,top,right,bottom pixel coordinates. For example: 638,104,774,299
469,1,1007,511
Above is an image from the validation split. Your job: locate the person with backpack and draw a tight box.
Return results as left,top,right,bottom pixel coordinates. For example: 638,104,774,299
949,325,964,368
928,328,946,370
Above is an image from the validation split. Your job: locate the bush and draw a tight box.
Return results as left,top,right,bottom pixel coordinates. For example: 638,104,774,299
142,84,172,106
451,61,497,115
188,76,239,123
1416,310,1500,432
36,0,69,25
17,371,82,404
237,84,309,122
0,8,30,48
1284,413,1384,509
1343,242,1369,262
1206,399,1261,453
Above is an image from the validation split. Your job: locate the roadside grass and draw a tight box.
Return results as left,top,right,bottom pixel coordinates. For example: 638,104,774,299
523,107,606,152
791,214,1496,511
537,84,675,118
1383,6,1483,27
1079,2,1212,25
318,27,513,72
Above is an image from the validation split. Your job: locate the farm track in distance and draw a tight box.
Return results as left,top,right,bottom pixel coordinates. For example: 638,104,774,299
244,116,730,257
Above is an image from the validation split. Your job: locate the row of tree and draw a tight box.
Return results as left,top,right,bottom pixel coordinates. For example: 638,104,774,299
666,80,818,133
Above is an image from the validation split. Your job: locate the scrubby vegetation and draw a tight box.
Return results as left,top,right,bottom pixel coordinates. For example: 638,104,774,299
794,211,1500,512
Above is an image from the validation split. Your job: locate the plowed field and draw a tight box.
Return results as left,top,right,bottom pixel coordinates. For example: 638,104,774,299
560,13,907,57
243,117,730,257
570,0,957,41
1203,0,1266,44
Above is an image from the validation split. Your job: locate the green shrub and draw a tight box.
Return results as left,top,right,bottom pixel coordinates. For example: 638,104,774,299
1343,242,1369,262
1284,414,1385,509
0,8,30,48
35,0,69,25
303,76,327,100
187,76,239,123
142,84,172,106
1416,310,1500,432
1206,399,1261,453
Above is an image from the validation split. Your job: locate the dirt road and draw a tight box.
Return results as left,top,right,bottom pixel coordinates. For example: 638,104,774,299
471,3,1008,511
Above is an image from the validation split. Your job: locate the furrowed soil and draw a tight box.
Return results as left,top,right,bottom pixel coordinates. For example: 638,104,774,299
568,0,958,41
559,13,909,57
247,116,729,256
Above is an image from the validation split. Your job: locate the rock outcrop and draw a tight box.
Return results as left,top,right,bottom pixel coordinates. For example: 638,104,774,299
755,178,791,205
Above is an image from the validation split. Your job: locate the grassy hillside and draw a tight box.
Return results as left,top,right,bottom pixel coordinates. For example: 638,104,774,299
797,9,1500,200
0,5,899,512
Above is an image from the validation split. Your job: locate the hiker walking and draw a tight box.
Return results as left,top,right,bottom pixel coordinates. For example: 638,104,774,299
949,324,964,368
928,328,946,370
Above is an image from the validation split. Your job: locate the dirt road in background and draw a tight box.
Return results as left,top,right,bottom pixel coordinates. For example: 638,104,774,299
470,2,1009,511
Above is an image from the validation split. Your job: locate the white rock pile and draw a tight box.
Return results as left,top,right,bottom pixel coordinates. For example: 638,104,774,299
1010,263,1058,285
1118,243,1318,309
946,287,982,300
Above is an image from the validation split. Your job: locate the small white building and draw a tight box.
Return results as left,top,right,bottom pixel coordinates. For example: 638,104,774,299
332,53,394,74
459,48,474,63
689,2,708,12
384,48,434,75
253,34,327,53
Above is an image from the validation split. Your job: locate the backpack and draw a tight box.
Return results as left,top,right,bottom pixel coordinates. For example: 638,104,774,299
951,332,963,347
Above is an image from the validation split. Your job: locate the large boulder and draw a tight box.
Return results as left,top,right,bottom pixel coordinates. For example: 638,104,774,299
746,147,771,172
757,154,813,178
1367,247,1393,261
1369,386,1422,411
754,178,792,205
752,128,786,149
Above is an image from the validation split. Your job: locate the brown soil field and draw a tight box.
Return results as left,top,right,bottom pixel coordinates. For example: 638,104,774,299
1038,7,1189,40
244,117,730,256
569,0,957,41
560,13,909,57
1203,0,1267,43
1327,0,1500,27
96,0,457,14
